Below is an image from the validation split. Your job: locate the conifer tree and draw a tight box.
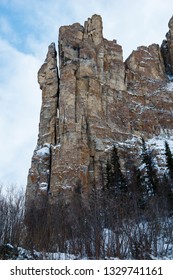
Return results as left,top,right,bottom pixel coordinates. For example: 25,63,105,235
141,138,158,196
104,159,112,191
165,141,173,179
106,146,127,195
131,166,146,211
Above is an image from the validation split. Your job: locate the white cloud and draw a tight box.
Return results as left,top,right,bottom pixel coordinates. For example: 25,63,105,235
0,38,41,188
0,16,12,34
0,15,20,45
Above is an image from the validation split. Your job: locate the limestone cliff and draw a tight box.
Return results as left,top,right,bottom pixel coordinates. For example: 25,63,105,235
26,15,173,204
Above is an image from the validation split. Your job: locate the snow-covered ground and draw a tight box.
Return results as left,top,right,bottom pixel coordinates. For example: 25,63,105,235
17,247,77,260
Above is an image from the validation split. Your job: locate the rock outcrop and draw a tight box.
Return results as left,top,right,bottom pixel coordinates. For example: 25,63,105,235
26,15,173,204
161,16,173,75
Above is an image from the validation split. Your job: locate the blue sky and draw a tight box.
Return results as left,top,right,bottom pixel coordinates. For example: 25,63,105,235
0,0,173,190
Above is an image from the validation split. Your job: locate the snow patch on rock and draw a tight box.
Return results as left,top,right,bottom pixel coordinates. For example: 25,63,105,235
39,182,48,191
62,185,73,190
165,81,173,91
36,144,50,157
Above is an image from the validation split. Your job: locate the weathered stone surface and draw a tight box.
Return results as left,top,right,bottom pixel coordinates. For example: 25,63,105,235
126,44,165,90
84,15,103,45
162,16,173,76
125,43,173,138
26,14,173,205
38,42,59,146
25,143,51,203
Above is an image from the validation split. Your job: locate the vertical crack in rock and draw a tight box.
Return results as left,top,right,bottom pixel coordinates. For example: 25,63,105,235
74,70,78,123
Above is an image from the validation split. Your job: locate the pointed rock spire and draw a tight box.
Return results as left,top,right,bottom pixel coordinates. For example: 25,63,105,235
37,42,59,146
84,14,103,45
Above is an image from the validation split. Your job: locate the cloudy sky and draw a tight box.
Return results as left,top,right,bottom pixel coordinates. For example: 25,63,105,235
0,0,173,190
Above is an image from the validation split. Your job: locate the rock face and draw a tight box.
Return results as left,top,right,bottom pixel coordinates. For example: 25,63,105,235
161,16,173,75
26,15,173,204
